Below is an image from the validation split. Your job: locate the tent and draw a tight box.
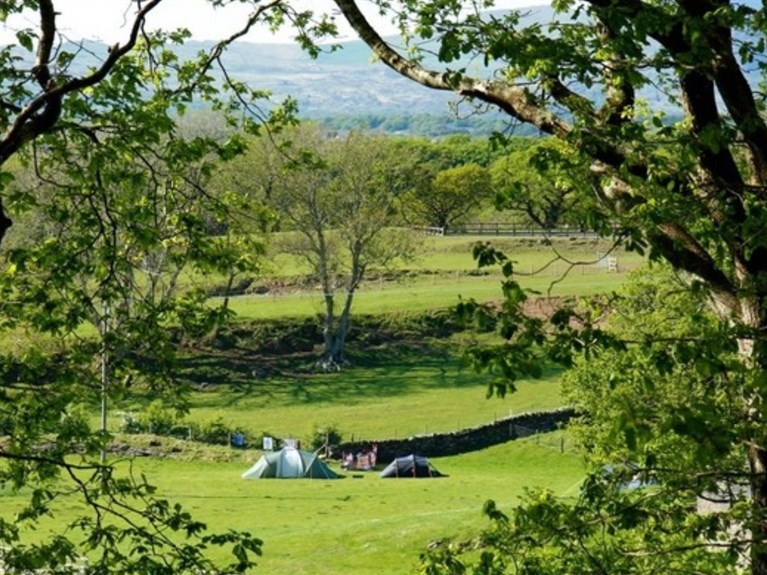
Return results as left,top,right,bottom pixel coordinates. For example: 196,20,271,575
379,454,443,478
242,447,340,479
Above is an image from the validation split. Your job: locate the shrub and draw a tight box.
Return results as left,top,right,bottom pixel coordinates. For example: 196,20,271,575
136,399,178,435
121,407,253,448
308,423,343,452
194,418,232,445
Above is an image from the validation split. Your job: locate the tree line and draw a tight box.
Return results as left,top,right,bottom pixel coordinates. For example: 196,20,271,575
315,111,540,137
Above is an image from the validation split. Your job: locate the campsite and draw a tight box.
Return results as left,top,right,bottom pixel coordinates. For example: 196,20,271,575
379,454,443,478
99,432,583,575
0,236,611,575
242,446,340,479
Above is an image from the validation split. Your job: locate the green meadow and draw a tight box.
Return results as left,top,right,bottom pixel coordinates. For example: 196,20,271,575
141,438,582,575
221,235,642,319
4,434,582,575
3,235,639,575
181,362,565,442
221,270,631,319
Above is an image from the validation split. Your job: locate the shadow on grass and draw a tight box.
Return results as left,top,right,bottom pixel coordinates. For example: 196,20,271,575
173,340,502,409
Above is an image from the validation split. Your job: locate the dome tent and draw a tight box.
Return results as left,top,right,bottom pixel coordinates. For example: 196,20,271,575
242,446,340,479
379,454,443,478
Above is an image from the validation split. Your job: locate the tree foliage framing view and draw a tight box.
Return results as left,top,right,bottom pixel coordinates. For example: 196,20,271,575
0,1,334,573
6,1,767,574
314,1,767,574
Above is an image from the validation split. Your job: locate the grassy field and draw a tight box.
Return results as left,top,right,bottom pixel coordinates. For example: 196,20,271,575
145,437,582,575
223,235,642,319
265,234,639,276
222,271,631,319
80,348,574,575
5,435,583,575
169,352,565,443
2,235,637,574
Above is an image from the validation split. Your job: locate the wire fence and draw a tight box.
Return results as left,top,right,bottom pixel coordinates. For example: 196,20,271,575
445,224,599,238
514,426,577,454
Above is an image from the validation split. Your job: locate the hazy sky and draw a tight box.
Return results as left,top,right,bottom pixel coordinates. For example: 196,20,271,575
2,0,550,44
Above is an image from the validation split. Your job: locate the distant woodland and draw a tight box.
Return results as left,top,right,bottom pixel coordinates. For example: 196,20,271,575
315,112,545,137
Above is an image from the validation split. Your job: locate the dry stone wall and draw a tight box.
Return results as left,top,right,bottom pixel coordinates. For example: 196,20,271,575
333,407,577,462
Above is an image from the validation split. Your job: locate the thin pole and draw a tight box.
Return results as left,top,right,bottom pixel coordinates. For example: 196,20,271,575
99,303,109,465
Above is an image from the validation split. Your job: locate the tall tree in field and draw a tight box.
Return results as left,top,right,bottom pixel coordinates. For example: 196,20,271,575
265,127,416,368
407,162,493,231
490,138,596,230
0,2,333,573
393,134,505,229
311,1,767,573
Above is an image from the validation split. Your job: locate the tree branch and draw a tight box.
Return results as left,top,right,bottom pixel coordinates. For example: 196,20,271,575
649,222,739,312
333,0,572,138
0,0,165,166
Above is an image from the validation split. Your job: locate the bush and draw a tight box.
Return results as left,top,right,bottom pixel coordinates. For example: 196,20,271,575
59,405,92,443
308,423,343,452
121,407,253,448
194,418,232,445
137,399,178,435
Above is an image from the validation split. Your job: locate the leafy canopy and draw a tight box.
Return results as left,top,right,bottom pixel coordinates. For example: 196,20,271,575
308,1,767,573
0,1,334,573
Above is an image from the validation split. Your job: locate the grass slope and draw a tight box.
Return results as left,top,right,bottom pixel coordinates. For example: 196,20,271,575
136,347,566,444
3,237,631,574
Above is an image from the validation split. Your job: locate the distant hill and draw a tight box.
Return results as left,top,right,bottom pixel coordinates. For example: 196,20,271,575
171,5,559,132
168,1,698,135
22,3,764,136
179,38,455,118
185,38,544,136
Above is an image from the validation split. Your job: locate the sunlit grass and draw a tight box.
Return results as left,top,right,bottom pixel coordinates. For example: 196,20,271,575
260,234,640,275
146,360,566,443
3,233,626,575
5,435,584,575
219,267,633,319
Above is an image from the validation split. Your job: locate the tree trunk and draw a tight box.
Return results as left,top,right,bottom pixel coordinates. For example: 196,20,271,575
205,270,236,343
735,294,767,575
0,200,11,247
320,261,363,370
750,445,767,575
748,353,767,575
322,289,335,363
328,289,356,364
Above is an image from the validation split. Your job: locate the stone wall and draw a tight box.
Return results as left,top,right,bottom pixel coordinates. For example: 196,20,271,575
333,407,577,462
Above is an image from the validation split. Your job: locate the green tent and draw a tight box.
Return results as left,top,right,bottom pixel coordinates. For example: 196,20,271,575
241,446,340,479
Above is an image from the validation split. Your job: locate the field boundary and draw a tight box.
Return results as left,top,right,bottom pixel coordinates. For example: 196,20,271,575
333,407,577,462
446,223,596,237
